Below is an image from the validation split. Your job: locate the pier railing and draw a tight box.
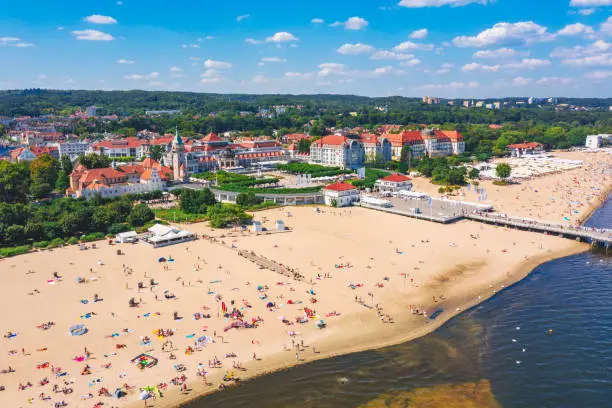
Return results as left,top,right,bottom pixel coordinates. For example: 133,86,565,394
465,212,612,248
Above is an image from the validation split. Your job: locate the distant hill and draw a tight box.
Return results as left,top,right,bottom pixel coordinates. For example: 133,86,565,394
0,89,610,117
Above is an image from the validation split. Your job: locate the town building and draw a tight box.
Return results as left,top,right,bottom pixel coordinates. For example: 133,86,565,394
375,173,413,193
66,158,171,199
323,182,360,207
359,133,392,163
30,145,59,159
507,142,545,157
281,133,310,143
383,129,465,160
9,147,37,162
52,141,91,158
90,137,148,158
585,134,611,149
309,135,365,169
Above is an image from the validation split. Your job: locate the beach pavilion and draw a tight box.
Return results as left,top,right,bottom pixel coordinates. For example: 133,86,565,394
141,224,196,248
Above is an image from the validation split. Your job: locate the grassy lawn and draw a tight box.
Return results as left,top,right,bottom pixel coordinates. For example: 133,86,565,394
155,207,207,223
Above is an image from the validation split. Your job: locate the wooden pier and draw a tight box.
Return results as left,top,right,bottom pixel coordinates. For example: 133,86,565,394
465,212,612,249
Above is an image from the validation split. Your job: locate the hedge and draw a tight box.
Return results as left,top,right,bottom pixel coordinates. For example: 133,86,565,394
0,245,31,258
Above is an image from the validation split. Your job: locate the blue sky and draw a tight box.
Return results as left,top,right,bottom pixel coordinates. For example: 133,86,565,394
1,0,611,97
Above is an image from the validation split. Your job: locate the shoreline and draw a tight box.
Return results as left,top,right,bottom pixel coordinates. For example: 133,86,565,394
162,239,589,408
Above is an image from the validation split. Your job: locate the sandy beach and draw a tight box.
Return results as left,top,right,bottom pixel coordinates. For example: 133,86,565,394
0,149,610,408
415,150,611,225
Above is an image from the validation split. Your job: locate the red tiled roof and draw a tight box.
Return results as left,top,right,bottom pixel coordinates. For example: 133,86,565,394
381,173,411,183
10,147,26,159
77,168,126,184
324,182,357,192
284,133,310,141
384,131,424,147
150,136,174,145
93,137,145,150
30,146,58,157
359,133,379,145
202,132,223,142
440,130,464,142
507,142,543,149
312,135,349,147
118,165,145,175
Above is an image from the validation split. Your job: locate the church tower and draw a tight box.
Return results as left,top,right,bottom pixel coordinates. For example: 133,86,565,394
171,127,187,182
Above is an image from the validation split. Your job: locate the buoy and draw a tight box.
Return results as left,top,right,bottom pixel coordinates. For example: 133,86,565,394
516,326,520,330
549,329,553,334
512,339,517,343
516,360,521,364
522,348,526,352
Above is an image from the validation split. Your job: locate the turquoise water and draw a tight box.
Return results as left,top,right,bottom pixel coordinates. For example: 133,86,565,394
188,198,612,408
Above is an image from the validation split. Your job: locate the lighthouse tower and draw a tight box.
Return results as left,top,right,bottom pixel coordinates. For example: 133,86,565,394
171,127,187,182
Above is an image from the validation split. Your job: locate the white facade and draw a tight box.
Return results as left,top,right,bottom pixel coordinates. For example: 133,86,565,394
585,134,611,149
323,185,360,207
141,224,196,248
52,142,91,158
375,176,413,193
309,137,365,170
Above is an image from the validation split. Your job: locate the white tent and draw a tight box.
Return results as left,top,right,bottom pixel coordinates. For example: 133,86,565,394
116,231,138,243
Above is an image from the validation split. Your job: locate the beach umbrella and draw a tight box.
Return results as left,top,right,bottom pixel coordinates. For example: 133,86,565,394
139,390,152,400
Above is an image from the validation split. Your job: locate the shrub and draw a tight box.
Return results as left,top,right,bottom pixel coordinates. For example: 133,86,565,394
33,241,50,249
81,232,105,242
66,237,79,245
49,238,65,248
0,245,31,258
108,223,130,235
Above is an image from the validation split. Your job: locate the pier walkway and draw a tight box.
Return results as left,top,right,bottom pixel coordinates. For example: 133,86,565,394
465,212,612,248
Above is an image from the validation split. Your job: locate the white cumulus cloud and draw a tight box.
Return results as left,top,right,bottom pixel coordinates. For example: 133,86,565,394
453,21,555,47
399,0,491,7
169,66,183,72
415,81,480,90
570,0,612,6
84,15,117,24
311,18,325,24
260,57,287,63
124,72,159,80
584,70,612,79
117,59,135,64
236,14,250,22
505,58,551,69
72,29,114,41
409,28,429,39
536,76,572,85
204,59,232,69
393,40,435,51
512,76,532,86
337,43,375,55
330,17,369,30
473,47,527,59
370,50,415,60
400,58,421,67
266,32,298,43
462,62,501,72
558,23,595,36
601,17,612,35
